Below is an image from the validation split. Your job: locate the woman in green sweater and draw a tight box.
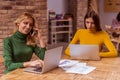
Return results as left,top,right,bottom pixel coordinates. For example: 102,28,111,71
3,13,46,73
65,10,118,58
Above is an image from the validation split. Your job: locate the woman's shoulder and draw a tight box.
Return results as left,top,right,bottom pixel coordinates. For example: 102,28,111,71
77,29,87,32
98,30,107,34
98,30,109,36
77,29,86,31
4,36,13,43
101,30,108,33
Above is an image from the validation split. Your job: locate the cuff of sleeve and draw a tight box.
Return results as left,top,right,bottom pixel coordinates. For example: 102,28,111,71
18,63,24,68
40,48,46,60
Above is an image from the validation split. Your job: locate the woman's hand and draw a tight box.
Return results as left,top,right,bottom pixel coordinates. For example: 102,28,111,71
23,59,44,68
33,27,46,48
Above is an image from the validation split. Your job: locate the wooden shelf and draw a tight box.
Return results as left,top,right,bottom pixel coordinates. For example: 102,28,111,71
50,20,73,44
51,25,72,28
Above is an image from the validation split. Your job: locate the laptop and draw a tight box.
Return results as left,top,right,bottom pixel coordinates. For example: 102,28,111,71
69,44,100,60
24,46,63,74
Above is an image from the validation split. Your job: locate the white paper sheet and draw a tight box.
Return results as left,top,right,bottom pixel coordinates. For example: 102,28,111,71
66,63,96,74
59,59,96,74
59,59,79,67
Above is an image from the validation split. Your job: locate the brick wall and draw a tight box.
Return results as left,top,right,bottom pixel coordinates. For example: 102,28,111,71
0,0,88,54
76,0,88,29
68,0,88,34
68,0,77,34
0,0,47,54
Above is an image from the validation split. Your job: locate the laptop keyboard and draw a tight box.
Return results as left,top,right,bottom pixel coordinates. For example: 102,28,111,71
34,67,42,72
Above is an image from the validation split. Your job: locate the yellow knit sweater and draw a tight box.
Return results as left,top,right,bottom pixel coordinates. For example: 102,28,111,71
65,29,118,57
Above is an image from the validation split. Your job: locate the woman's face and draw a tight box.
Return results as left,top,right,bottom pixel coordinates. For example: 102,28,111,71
18,18,34,34
85,17,96,32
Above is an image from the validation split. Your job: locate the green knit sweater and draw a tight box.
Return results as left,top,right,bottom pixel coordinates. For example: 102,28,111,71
3,31,46,73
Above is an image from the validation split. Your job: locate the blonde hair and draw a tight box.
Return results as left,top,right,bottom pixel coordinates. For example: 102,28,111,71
14,12,36,46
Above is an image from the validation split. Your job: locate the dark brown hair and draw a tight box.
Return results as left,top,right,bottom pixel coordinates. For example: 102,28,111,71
116,12,120,22
84,10,102,31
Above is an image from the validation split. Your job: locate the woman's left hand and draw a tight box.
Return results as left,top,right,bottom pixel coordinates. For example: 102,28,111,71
33,27,46,48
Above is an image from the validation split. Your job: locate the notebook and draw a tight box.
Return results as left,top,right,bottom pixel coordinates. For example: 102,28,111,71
69,44,100,60
24,46,63,74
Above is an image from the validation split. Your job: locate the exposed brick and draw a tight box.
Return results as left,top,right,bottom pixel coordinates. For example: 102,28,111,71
0,51,3,55
0,0,88,54
29,1,36,5
39,5,47,10
0,27,9,30
0,48,3,51
0,35,8,39
25,6,36,9
13,6,26,9
16,1,29,6
0,10,8,14
2,6,12,10
0,39,3,43
35,0,46,1
9,0,17,1
0,0,48,54
3,31,12,35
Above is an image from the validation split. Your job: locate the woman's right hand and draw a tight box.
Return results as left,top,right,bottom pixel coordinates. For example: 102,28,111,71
23,59,44,68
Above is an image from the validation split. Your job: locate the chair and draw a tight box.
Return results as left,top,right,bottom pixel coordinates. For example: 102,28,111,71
111,37,120,51
105,25,120,51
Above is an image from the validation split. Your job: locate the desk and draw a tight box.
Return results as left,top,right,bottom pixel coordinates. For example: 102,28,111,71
0,55,120,80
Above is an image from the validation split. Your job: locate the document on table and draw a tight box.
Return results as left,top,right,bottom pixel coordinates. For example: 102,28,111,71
59,59,96,74
66,63,96,74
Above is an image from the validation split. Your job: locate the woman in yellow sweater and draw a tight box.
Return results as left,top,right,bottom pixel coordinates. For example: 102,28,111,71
65,10,118,58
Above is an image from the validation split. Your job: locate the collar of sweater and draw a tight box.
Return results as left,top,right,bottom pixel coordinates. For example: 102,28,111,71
13,31,27,40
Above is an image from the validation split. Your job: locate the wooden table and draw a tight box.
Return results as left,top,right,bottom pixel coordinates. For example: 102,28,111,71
0,54,120,80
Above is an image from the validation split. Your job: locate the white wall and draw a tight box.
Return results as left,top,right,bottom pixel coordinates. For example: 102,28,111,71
99,0,118,29
47,0,68,14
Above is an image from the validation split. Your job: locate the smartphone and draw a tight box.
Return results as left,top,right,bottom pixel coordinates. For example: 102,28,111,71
31,29,35,36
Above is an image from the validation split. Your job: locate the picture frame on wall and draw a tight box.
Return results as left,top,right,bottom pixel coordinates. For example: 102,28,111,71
104,0,120,12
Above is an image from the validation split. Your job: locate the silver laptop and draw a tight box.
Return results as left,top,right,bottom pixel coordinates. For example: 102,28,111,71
24,46,63,74
69,44,100,60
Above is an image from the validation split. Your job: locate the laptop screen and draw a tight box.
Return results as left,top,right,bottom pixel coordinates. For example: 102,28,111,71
69,44,100,60
24,46,63,74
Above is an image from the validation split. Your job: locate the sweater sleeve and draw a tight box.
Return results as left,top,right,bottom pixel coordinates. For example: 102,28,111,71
99,32,118,57
33,45,46,60
65,30,79,56
3,38,23,74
